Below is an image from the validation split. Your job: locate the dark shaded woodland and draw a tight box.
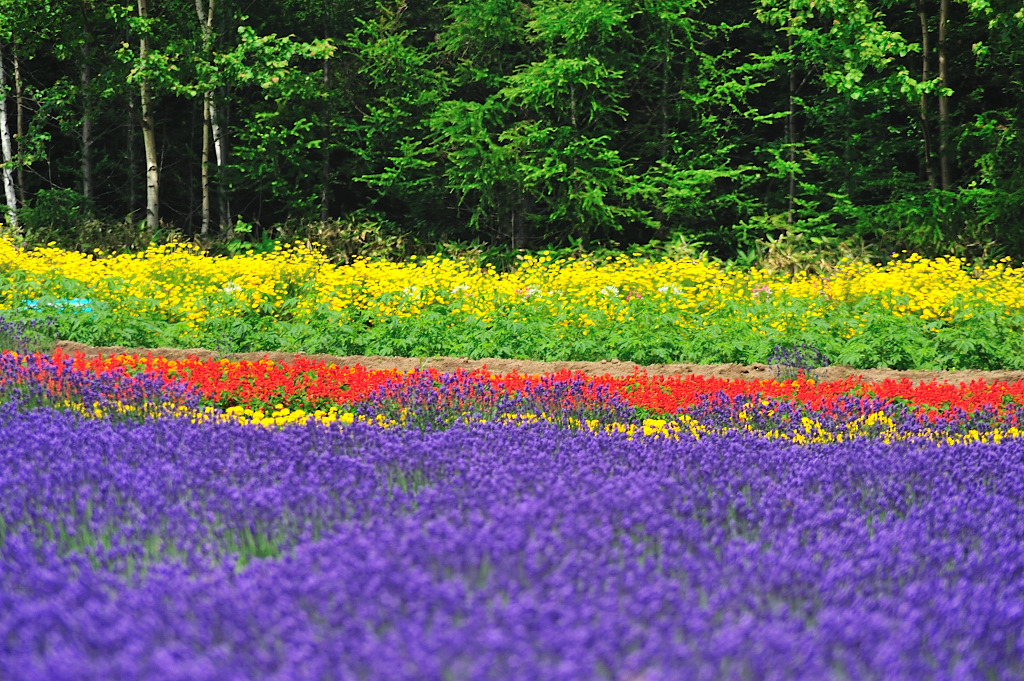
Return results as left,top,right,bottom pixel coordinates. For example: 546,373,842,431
0,0,1021,259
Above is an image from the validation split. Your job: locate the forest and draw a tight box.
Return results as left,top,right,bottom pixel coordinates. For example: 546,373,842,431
0,0,1021,262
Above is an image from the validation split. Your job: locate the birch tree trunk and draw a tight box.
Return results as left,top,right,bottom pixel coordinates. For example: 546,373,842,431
786,27,796,225
937,0,951,190
13,47,25,210
0,42,19,232
209,93,230,230
138,0,159,231
196,0,230,231
200,88,211,235
196,0,213,234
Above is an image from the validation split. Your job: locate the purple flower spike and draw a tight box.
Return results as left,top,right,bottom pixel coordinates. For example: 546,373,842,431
2,408,1023,680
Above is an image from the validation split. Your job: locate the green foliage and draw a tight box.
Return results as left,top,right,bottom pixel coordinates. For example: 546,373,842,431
0,0,1023,261
7,255,1024,371
851,188,1023,261
342,1,448,232
19,189,91,247
224,24,337,219
16,189,167,255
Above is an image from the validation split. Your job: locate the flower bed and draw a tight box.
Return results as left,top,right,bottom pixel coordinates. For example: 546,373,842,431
2,349,1024,679
4,341,1024,679
39,348,1024,444
3,240,1024,368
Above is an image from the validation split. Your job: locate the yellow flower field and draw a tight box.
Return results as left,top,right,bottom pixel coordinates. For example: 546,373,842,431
2,239,1022,324
2,238,1023,369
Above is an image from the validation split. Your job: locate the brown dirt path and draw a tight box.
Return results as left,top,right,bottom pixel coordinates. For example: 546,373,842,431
53,341,1024,385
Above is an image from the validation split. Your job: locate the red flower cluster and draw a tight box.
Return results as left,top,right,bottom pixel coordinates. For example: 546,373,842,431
610,373,1024,416
49,348,401,411
44,348,1024,418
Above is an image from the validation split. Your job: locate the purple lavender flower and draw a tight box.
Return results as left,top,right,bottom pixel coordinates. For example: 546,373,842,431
355,369,641,431
768,343,831,382
2,406,1023,680
0,351,199,420
0,312,58,355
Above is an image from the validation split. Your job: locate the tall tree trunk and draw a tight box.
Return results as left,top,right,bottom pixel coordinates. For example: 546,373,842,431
198,0,230,231
650,21,671,236
210,94,230,230
660,24,669,161
196,0,215,234
937,0,951,190
917,0,937,189
13,48,25,211
787,28,796,225
319,55,331,221
200,90,211,235
80,9,95,203
138,0,159,232
0,42,19,232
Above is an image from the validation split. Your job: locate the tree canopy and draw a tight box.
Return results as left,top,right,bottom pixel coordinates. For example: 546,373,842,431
0,0,1020,259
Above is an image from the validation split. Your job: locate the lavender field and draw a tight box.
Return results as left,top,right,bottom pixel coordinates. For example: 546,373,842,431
3,380,1024,680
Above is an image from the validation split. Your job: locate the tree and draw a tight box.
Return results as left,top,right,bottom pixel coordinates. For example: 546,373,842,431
0,0,1019,258
0,39,17,230
225,24,336,224
916,0,937,188
341,1,448,232
0,0,42,231
753,0,922,238
136,0,159,231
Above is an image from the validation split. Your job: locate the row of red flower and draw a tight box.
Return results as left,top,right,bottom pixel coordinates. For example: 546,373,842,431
43,347,1024,417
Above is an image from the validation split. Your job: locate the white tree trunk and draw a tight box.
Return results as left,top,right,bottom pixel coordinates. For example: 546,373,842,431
138,0,159,231
196,0,230,231
0,42,19,232
196,0,211,235
13,49,25,210
209,94,230,229
200,90,211,235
